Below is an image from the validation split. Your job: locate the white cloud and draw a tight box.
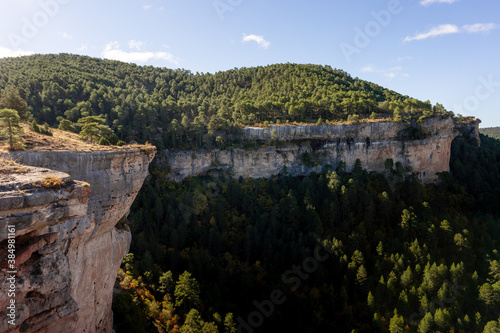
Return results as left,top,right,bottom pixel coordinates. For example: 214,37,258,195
420,0,458,6
403,24,460,42
143,4,152,10
128,40,145,51
403,23,498,42
78,44,88,51
393,56,413,63
0,47,34,58
102,42,179,65
360,65,408,80
242,34,270,49
463,23,498,33
59,32,73,40
360,66,376,73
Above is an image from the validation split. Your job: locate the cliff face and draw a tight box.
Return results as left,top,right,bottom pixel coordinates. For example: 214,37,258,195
455,118,482,147
165,117,461,183
0,148,155,333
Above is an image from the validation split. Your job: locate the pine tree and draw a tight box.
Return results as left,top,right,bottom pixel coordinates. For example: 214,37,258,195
31,120,40,133
201,321,218,333
0,88,29,120
389,309,404,333
180,308,202,333
58,119,76,132
174,271,201,313
0,109,24,150
489,260,500,283
418,312,434,333
223,313,237,333
400,266,413,289
367,291,375,310
482,320,500,333
479,283,498,311
77,115,114,144
434,308,450,330
376,241,384,256
356,265,368,286
158,271,174,295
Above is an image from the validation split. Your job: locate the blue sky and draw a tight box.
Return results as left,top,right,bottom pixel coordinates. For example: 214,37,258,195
1,0,499,126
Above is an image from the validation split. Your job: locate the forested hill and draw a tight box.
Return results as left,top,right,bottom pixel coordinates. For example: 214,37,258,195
480,127,500,139
0,54,450,150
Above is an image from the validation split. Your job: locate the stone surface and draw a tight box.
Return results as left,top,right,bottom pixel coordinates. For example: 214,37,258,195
240,116,452,142
455,118,481,147
0,147,155,333
165,117,463,183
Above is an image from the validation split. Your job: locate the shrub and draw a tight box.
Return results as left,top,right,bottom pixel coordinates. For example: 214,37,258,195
58,119,76,133
0,159,26,174
347,114,360,124
31,120,53,136
40,175,65,189
31,120,40,133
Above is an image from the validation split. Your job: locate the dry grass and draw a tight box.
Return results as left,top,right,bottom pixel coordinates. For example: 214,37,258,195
0,123,147,152
40,175,66,189
0,158,27,174
246,116,394,128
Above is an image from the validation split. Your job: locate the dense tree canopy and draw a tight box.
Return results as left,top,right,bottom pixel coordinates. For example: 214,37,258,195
0,87,30,120
0,54,451,150
114,134,500,332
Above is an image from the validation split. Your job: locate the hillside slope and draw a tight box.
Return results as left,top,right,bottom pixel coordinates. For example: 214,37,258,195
0,54,451,150
480,127,500,139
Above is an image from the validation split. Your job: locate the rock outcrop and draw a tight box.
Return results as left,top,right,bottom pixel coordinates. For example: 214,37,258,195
165,117,465,183
455,118,481,147
0,147,155,333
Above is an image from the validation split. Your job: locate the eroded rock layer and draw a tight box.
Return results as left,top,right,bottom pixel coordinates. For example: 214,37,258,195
165,117,467,183
0,148,155,333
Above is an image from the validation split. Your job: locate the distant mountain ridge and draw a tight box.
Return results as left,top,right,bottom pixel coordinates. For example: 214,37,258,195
480,126,500,139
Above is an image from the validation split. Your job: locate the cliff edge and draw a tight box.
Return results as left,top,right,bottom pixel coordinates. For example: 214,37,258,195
0,147,155,333
165,117,466,183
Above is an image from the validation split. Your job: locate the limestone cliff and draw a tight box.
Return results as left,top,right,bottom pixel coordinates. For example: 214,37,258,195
455,117,482,147
0,147,155,333
165,117,466,183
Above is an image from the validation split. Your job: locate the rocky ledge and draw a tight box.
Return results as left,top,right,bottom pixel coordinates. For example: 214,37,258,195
165,117,479,183
0,147,155,333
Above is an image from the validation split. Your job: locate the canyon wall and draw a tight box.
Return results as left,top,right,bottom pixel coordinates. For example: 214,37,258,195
0,147,155,333
0,116,480,332
165,117,468,183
